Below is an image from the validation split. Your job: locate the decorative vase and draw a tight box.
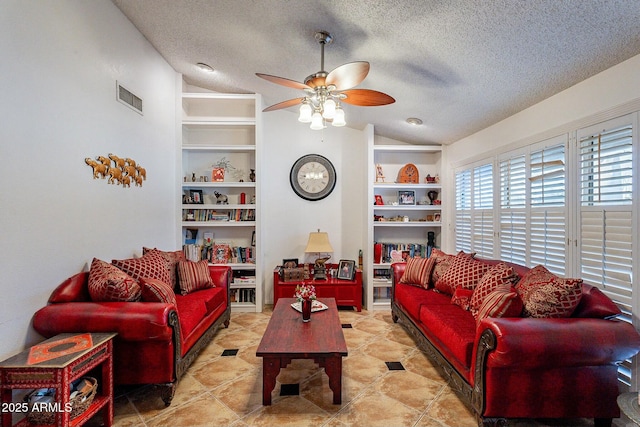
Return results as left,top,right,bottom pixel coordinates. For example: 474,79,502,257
301,299,312,322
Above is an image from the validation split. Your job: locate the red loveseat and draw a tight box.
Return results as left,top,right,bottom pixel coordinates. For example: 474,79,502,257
391,252,640,427
32,261,231,406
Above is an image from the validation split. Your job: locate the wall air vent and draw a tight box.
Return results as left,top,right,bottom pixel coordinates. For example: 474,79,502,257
116,81,143,115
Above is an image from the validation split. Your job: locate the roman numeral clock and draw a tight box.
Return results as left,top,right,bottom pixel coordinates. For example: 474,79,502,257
290,154,337,201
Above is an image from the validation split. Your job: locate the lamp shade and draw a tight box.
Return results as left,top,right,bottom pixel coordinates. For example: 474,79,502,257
304,231,334,253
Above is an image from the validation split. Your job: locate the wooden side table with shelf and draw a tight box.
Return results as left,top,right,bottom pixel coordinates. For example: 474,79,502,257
273,266,363,311
0,332,116,427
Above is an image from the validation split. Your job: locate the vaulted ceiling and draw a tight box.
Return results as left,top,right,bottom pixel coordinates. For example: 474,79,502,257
113,0,640,145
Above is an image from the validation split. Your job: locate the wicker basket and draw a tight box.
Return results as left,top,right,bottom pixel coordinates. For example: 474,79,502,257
26,377,97,424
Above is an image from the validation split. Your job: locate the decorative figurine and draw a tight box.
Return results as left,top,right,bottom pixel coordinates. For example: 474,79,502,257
214,191,229,204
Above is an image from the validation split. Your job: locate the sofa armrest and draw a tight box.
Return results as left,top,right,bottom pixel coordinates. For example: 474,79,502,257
390,263,406,287
476,316,640,368
33,302,175,342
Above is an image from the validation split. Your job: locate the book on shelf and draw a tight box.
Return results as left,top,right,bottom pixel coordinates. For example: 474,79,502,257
182,209,255,222
373,287,392,300
230,288,256,303
373,242,434,262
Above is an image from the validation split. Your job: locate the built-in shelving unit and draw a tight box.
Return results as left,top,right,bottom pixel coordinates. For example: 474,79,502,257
178,81,262,312
365,143,443,310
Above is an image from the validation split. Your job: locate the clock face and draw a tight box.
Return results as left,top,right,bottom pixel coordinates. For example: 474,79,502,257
290,154,337,201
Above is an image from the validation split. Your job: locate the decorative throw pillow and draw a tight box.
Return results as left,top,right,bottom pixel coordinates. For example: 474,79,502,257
451,288,474,310
400,256,436,288
516,265,583,318
87,258,141,302
434,254,490,296
475,287,523,326
140,277,176,305
470,263,519,317
142,247,185,290
112,250,172,285
430,249,474,288
177,259,215,295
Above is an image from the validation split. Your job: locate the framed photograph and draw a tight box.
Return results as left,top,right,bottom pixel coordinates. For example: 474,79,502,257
282,258,299,268
190,189,203,204
337,259,356,280
374,194,384,205
398,190,415,205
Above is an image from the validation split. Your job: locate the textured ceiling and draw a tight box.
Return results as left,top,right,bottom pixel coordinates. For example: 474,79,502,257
113,0,640,145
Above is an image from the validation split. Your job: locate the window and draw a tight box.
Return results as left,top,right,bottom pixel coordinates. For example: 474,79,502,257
455,163,493,257
455,169,471,253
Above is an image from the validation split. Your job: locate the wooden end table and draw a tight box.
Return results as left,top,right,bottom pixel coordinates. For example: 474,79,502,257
256,298,348,405
0,332,116,427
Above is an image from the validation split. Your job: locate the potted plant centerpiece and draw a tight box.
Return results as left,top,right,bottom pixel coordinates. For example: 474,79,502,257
294,283,316,322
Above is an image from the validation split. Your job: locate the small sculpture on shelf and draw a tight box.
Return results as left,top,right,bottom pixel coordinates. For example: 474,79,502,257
375,164,385,183
427,190,439,205
214,191,228,204
250,169,256,182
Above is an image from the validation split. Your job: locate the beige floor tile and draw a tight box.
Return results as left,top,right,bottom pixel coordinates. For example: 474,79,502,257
190,355,257,389
241,395,331,427
332,388,423,427
375,369,445,410
145,393,238,427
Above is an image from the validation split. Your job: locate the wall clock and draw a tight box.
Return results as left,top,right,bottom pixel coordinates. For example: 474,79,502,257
290,154,337,201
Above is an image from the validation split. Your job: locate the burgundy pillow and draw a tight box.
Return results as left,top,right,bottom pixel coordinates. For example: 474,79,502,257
451,288,474,310
400,257,436,288
140,277,176,305
177,260,215,295
87,258,141,302
516,265,583,318
435,254,490,296
112,250,172,285
142,247,185,290
572,284,621,318
470,263,519,317
475,287,523,326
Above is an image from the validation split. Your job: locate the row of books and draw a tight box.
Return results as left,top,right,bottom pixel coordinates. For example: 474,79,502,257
373,287,392,300
373,268,392,282
374,242,434,263
182,209,255,222
182,243,256,264
231,288,256,303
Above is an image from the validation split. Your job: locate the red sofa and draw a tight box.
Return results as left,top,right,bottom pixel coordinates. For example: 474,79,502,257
391,253,640,427
32,264,231,406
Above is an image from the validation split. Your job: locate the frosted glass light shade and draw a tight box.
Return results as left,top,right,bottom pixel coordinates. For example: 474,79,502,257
322,99,336,119
332,107,346,126
298,103,312,123
310,112,324,130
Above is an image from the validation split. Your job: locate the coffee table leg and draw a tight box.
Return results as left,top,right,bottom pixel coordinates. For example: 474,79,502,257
324,356,343,404
262,357,280,405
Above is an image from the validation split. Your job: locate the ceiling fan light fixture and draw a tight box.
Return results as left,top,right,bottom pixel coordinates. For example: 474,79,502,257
332,106,346,127
299,102,313,123
406,117,423,126
310,112,324,130
322,98,336,119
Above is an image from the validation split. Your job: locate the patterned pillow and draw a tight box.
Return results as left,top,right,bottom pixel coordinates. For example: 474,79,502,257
516,265,583,318
435,254,490,296
475,287,523,326
177,260,215,295
112,250,172,285
430,249,474,288
140,277,176,305
87,258,141,302
142,247,185,290
451,288,474,310
399,257,436,288
470,263,519,317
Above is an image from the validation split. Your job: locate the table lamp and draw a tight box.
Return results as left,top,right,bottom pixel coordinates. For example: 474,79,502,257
305,229,334,280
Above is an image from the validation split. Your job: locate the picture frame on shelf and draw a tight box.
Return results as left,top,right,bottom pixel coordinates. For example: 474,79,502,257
337,259,356,280
374,195,384,205
211,168,225,182
282,258,299,268
190,189,203,204
398,190,415,205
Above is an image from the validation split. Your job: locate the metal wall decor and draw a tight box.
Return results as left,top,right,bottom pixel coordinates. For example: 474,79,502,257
85,153,146,187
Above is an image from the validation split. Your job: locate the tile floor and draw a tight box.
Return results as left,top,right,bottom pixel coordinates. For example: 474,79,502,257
102,306,618,427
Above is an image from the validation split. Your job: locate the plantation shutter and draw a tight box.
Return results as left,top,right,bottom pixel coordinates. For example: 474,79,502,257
472,163,494,258
499,155,527,264
578,119,633,385
455,169,472,253
529,143,567,275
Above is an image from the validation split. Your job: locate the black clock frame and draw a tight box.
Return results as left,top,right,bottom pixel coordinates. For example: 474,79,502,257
289,154,337,201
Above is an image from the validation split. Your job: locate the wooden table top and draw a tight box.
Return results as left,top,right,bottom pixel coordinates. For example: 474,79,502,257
257,298,347,357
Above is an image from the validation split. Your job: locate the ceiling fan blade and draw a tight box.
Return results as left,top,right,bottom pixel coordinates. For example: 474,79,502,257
256,73,311,90
340,89,395,106
262,97,305,112
326,61,370,90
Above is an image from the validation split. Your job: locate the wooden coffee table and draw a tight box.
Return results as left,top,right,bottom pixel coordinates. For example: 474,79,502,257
257,297,348,405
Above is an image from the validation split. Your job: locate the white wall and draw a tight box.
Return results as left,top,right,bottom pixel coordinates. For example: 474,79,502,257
261,110,367,303
441,53,640,252
0,1,177,359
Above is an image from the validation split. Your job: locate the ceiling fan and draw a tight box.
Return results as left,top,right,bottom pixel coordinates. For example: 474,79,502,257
256,30,395,129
